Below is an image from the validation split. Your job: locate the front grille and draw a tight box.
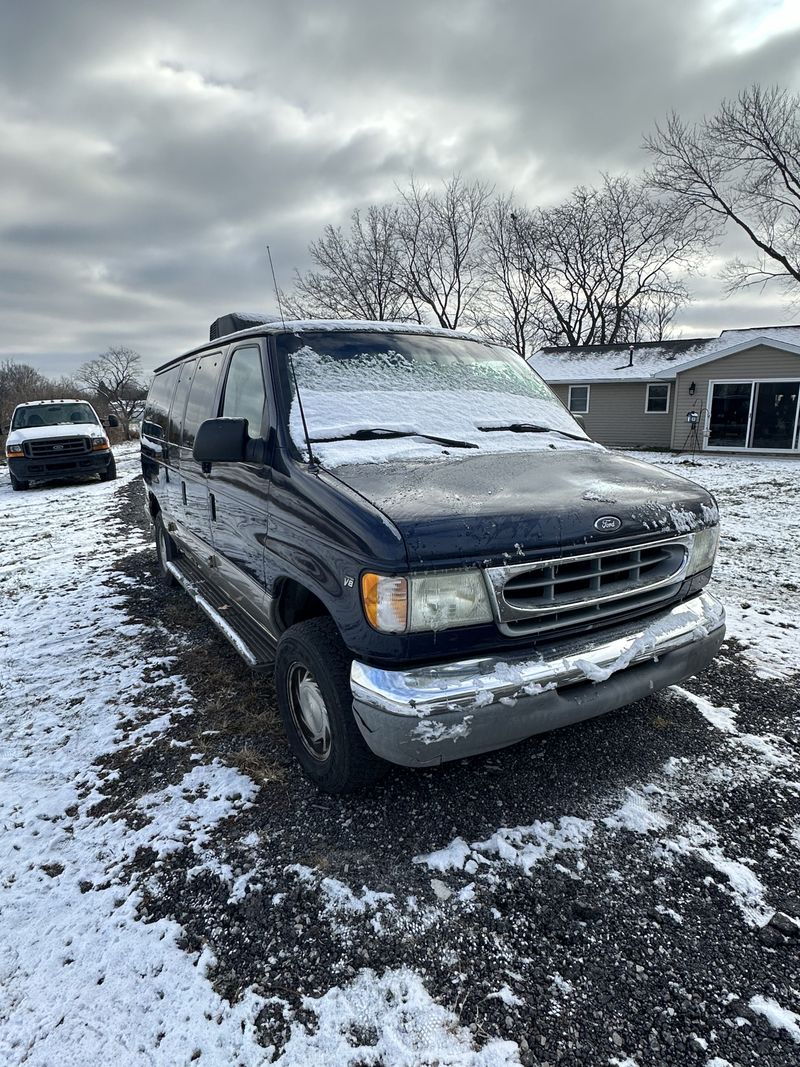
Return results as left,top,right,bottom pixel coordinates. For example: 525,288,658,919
26,436,89,458
487,537,690,639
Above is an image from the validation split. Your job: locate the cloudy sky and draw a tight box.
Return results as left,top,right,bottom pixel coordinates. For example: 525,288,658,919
2,0,800,377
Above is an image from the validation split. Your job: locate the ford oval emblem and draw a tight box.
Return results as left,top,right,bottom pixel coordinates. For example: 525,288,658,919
594,515,622,533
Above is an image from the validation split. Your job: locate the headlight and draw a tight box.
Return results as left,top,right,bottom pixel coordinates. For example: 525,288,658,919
5,443,24,457
91,436,110,452
687,525,719,574
361,569,493,633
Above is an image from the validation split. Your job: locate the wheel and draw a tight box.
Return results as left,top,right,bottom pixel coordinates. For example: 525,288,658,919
275,617,387,793
10,473,29,491
99,456,117,482
153,512,179,587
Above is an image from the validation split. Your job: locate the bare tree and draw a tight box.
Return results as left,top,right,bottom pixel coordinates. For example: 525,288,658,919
284,205,414,321
513,175,704,346
645,85,800,298
78,347,145,438
0,362,91,441
0,360,49,439
471,194,542,358
397,174,492,329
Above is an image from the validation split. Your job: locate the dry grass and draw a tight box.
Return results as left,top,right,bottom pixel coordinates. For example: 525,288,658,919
228,745,286,785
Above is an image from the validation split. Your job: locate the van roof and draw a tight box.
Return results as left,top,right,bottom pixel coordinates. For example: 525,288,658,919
154,318,487,374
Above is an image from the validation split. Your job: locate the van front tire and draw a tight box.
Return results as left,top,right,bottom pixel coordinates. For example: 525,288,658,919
275,617,387,793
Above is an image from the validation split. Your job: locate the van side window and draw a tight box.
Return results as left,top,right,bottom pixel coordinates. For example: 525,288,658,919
182,352,222,449
168,360,196,445
221,345,267,439
143,367,179,440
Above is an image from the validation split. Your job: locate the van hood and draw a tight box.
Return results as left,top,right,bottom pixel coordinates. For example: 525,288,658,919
325,448,718,565
6,423,104,446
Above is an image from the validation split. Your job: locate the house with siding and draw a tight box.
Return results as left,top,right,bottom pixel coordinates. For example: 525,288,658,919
528,325,800,455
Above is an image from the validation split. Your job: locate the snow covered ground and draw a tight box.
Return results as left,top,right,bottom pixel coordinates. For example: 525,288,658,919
624,450,800,679
0,445,798,1065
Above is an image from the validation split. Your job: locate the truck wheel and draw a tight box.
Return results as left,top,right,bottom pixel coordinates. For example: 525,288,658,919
99,456,117,482
154,513,178,587
275,617,387,793
10,473,29,491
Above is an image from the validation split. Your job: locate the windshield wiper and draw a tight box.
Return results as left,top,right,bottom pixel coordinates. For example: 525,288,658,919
310,427,478,449
477,422,586,442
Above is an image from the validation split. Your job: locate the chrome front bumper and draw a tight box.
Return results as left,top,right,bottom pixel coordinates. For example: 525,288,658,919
350,592,725,767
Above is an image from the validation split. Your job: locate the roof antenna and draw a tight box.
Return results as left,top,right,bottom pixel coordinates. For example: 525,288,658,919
267,243,318,469
267,244,287,328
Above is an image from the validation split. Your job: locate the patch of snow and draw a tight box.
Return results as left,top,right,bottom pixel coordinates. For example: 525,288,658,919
412,716,474,743
670,686,738,733
274,967,521,1066
748,994,800,1042
415,818,594,878
655,905,684,925
415,837,473,872
488,984,523,1007
470,817,595,876
670,687,790,766
550,974,574,995
284,864,395,920
665,823,773,927
603,789,670,834
431,878,453,902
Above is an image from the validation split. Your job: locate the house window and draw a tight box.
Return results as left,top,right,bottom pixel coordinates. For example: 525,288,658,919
568,385,590,414
646,383,670,413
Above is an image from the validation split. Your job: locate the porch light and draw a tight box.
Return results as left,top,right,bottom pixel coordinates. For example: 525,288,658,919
689,381,696,395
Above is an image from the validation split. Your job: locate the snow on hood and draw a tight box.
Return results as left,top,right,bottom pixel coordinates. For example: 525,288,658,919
6,422,105,445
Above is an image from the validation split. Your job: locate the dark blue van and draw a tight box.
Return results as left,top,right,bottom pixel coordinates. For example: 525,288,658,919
141,315,724,792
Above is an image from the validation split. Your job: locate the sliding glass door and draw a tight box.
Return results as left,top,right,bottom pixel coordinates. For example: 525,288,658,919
707,383,752,448
706,380,800,451
750,381,800,449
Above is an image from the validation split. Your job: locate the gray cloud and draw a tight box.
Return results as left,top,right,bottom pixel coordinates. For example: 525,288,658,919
1,0,800,376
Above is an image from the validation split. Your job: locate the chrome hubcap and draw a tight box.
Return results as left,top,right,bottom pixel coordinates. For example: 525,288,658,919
287,664,331,761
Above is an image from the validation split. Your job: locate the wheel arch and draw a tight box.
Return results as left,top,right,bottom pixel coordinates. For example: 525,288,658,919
274,577,331,633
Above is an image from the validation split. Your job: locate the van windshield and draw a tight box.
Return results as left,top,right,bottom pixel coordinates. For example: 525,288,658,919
277,331,591,465
12,403,100,430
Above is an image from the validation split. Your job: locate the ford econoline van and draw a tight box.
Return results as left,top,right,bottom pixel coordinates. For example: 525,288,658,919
141,316,724,792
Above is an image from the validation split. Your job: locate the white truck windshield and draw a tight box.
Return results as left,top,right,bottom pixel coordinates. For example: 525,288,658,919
12,403,99,430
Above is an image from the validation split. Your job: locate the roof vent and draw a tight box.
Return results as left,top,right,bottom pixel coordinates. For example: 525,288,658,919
627,345,634,367
209,312,275,341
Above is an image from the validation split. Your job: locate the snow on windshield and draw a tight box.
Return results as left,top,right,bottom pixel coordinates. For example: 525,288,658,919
287,339,597,466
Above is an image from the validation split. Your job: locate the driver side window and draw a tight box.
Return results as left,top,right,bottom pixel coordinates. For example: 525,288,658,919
221,345,267,439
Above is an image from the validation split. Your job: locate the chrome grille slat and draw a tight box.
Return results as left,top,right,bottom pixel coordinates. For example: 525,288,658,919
486,536,691,640
502,582,682,637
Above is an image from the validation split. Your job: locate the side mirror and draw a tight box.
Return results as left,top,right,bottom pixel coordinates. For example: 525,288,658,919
193,418,248,465
107,414,120,428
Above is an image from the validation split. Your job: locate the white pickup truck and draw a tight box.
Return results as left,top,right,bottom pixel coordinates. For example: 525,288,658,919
4,399,118,491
